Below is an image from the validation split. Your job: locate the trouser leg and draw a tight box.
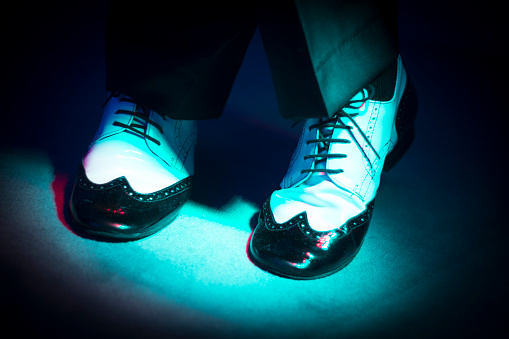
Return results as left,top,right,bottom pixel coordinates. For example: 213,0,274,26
105,0,399,121
105,1,257,120
259,0,399,119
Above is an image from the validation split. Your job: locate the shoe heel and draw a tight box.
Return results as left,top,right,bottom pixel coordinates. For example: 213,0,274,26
383,75,418,172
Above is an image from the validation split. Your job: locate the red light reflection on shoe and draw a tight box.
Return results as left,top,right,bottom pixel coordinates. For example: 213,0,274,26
290,252,314,268
316,232,336,250
109,223,129,229
51,171,72,231
106,208,125,215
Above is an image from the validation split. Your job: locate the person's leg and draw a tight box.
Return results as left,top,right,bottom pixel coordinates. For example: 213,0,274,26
249,0,418,279
105,1,258,120
259,0,399,120
70,2,257,240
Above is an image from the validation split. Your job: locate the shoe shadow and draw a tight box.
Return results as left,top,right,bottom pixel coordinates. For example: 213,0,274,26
192,114,297,212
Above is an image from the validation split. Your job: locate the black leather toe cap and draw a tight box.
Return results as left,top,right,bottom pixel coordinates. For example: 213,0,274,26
249,199,375,279
70,165,192,240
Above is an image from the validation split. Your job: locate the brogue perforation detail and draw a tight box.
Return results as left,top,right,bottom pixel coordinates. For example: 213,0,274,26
77,170,193,203
261,199,308,231
261,198,375,239
337,200,376,234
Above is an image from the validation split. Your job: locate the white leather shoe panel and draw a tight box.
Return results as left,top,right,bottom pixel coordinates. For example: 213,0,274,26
90,94,135,145
271,179,366,232
327,58,406,200
83,137,181,194
326,100,394,200
272,56,408,232
82,93,197,194
146,113,197,178
280,119,318,189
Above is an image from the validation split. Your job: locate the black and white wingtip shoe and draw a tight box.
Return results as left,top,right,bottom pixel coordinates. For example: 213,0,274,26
249,198,376,280
70,92,197,240
249,56,418,279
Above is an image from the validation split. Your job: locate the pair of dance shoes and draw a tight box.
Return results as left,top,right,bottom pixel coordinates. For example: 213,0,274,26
70,56,417,279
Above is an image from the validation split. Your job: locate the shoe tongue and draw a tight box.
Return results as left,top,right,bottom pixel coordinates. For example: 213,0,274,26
305,121,334,185
129,102,152,131
303,88,368,186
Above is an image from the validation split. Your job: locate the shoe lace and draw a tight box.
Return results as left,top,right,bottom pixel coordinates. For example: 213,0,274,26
107,92,166,146
300,85,380,175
